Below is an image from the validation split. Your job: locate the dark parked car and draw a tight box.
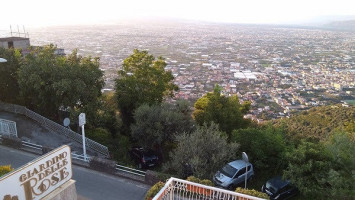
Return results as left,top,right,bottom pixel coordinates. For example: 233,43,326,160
261,176,298,200
129,147,158,169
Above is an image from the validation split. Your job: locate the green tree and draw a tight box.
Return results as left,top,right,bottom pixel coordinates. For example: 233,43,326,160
193,85,250,138
18,45,104,120
283,141,332,199
0,48,21,103
325,131,355,198
86,92,121,136
115,49,178,133
131,101,195,158
232,125,286,173
164,123,239,179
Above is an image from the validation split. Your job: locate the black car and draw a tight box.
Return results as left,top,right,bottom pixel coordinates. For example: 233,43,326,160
261,176,298,200
129,147,159,169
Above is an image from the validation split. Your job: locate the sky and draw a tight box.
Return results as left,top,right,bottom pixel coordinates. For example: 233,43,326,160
1,0,355,29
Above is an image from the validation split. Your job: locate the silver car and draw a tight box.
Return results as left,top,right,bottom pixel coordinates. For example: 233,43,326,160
213,160,254,189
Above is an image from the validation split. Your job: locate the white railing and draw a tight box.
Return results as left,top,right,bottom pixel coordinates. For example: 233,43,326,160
153,177,266,200
0,102,109,157
0,118,17,137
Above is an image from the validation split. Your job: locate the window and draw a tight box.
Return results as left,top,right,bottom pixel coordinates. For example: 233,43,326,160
8,41,14,48
235,167,246,177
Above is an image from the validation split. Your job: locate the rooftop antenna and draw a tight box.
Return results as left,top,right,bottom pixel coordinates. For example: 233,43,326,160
22,25,28,38
10,25,13,36
17,25,20,37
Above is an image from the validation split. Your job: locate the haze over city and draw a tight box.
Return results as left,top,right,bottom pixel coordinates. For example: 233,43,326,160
1,0,355,28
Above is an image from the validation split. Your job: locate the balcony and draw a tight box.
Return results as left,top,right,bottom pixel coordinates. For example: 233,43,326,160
153,177,266,200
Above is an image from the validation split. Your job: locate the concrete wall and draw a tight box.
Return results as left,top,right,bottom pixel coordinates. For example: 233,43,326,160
0,39,30,49
42,180,78,200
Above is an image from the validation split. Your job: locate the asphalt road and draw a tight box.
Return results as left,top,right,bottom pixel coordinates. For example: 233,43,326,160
0,145,150,200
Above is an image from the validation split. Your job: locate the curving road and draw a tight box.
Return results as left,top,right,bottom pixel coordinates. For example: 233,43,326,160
0,145,150,200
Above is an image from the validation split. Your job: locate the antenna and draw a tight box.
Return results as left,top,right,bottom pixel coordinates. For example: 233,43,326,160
10,25,13,36
22,25,29,38
17,25,20,37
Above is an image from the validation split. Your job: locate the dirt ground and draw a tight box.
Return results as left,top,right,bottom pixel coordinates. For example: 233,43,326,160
0,110,95,155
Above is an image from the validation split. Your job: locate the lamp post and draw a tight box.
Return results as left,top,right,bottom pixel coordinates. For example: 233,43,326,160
242,152,249,189
0,58,7,63
79,113,87,161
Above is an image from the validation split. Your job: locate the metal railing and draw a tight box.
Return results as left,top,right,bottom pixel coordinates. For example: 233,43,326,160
153,177,266,200
0,101,109,157
72,152,92,162
0,118,17,137
0,134,146,178
22,140,43,150
116,164,146,177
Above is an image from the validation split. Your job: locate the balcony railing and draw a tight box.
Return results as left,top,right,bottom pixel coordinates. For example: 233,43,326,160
153,177,266,200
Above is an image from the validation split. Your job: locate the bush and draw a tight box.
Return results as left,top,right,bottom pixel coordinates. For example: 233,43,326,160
0,165,13,177
235,187,269,199
164,123,239,179
186,176,213,186
110,134,132,165
145,181,165,200
1,135,22,149
86,128,112,146
145,170,172,185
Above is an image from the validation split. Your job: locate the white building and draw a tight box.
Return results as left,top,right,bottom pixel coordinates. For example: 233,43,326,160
0,37,30,49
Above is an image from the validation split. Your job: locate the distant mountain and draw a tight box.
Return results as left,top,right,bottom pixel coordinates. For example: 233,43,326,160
322,20,355,31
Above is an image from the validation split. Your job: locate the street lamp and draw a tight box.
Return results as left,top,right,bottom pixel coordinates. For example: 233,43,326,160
0,58,7,63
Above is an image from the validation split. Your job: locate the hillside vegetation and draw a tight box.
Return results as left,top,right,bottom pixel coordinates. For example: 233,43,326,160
274,104,355,141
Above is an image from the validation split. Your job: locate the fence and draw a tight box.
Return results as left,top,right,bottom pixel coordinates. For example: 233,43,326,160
0,101,109,157
153,177,266,200
0,118,17,137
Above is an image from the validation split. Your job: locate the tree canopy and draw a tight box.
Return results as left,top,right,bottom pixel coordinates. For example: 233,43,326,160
115,49,178,131
193,85,251,138
17,45,104,120
232,125,287,173
0,48,21,104
131,101,195,157
273,104,355,142
164,123,239,179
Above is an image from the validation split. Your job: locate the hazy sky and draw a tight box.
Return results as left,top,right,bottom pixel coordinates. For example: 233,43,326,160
1,0,355,28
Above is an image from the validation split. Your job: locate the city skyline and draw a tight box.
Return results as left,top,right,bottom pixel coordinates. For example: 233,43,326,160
1,0,355,28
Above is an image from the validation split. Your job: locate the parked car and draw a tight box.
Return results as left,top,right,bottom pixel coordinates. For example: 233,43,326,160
213,160,254,190
261,176,298,200
129,147,159,169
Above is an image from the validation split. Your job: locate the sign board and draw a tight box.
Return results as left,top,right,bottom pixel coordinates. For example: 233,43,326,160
0,145,72,200
79,113,86,127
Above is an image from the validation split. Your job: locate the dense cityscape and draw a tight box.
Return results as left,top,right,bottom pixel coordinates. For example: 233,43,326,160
28,21,355,121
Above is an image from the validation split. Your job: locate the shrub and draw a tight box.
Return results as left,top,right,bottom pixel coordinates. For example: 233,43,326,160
145,181,165,200
86,128,112,146
1,135,22,149
235,187,269,199
0,165,13,177
145,170,173,185
186,176,213,186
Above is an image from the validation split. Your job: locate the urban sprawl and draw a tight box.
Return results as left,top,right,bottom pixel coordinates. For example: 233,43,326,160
29,22,355,121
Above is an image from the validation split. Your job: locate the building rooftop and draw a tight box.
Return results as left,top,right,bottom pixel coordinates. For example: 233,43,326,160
0,37,29,42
